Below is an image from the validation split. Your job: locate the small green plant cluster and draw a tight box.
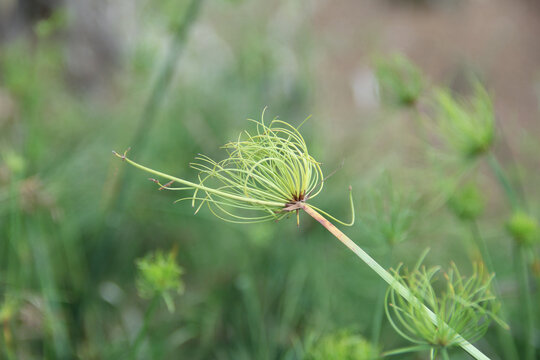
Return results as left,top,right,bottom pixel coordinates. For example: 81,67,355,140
360,174,418,246
385,258,504,359
374,54,424,107
304,331,380,360
447,183,484,221
136,249,184,312
506,211,540,247
130,249,185,360
375,54,538,360
433,84,495,159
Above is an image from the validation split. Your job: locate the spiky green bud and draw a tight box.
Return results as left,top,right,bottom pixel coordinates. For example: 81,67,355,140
2,149,25,175
374,54,424,107
136,250,184,312
506,211,540,246
433,83,495,159
385,258,505,355
448,183,484,221
305,331,380,360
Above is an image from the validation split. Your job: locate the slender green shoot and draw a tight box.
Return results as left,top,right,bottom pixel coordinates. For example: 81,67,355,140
487,152,536,360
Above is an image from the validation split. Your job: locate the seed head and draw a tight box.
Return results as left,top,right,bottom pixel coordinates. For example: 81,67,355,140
385,258,505,354
448,183,484,221
305,330,380,360
433,83,495,159
187,113,324,222
136,250,184,312
506,211,540,247
374,54,424,107
114,111,354,225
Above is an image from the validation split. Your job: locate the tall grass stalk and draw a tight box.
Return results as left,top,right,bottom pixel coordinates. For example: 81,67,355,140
109,0,203,210
130,295,160,360
486,152,535,360
486,154,520,211
470,221,520,360
515,245,535,360
370,249,392,347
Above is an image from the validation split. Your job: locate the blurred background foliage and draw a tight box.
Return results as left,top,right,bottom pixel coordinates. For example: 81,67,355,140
0,0,539,359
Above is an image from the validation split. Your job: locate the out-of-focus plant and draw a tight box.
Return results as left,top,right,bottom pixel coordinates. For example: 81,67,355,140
304,330,380,360
360,175,418,347
433,83,495,159
374,54,424,107
385,256,506,360
447,182,484,222
425,79,531,360
34,10,68,39
361,174,418,247
136,249,184,312
131,249,184,359
0,296,19,357
506,211,540,247
446,180,521,360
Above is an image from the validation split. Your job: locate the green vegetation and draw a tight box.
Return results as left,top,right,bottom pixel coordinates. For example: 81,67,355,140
304,331,380,360
385,257,504,359
1,2,539,360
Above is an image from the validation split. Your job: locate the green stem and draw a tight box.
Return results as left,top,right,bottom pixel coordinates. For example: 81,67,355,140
515,245,535,360
470,221,519,360
486,152,535,359
129,0,203,151
300,203,491,360
470,221,495,276
1,322,16,360
108,0,203,211
486,153,520,211
371,247,393,346
113,153,284,208
441,348,450,360
130,295,160,360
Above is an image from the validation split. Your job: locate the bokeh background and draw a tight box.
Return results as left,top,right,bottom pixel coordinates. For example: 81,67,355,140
1,0,539,359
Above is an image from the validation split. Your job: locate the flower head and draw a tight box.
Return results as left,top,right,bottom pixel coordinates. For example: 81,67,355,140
385,257,505,355
136,250,184,312
448,183,484,221
305,330,380,360
433,83,495,159
374,54,424,107
506,211,540,247
114,111,353,225
187,113,324,223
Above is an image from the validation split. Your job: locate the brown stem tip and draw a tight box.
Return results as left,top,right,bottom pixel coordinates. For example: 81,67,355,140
112,148,131,161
